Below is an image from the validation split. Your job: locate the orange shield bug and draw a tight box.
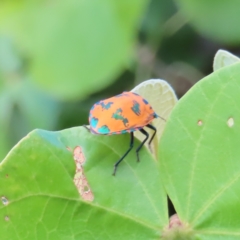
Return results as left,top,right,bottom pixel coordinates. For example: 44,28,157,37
88,91,165,175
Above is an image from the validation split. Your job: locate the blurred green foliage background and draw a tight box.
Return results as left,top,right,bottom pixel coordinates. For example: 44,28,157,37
1,0,240,161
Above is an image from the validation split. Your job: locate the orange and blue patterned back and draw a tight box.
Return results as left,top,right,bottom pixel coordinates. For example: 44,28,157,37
89,92,158,135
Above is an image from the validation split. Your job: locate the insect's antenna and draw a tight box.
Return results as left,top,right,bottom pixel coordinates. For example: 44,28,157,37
159,116,166,122
155,113,166,122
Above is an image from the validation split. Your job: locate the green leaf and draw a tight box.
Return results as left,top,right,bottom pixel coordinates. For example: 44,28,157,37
0,99,11,161
0,76,13,161
160,62,240,239
14,80,60,130
0,0,148,100
0,126,167,239
175,0,240,44
0,36,21,74
0,36,60,160
0,79,60,161
213,49,240,71
140,0,176,47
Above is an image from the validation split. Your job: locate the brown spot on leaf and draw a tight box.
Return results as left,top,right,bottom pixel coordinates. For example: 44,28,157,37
4,216,9,221
73,146,94,202
197,120,203,126
73,146,86,165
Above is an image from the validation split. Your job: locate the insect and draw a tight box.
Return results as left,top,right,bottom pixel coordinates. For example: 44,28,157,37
88,91,165,175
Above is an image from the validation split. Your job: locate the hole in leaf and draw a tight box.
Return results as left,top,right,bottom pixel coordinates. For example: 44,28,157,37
227,117,234,127
73,146,94,202
197,120,203,126
1,196,9,206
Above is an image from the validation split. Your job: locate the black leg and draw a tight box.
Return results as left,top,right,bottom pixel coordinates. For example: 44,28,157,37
145,124,157,146
83,125,90,131
113,132,134,176
136,129,149,162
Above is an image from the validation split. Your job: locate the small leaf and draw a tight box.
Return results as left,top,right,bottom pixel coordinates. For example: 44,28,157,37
131,79,178,158
213,49,240,71
175,0,240,44
0,0,148,100
15,80,60,130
